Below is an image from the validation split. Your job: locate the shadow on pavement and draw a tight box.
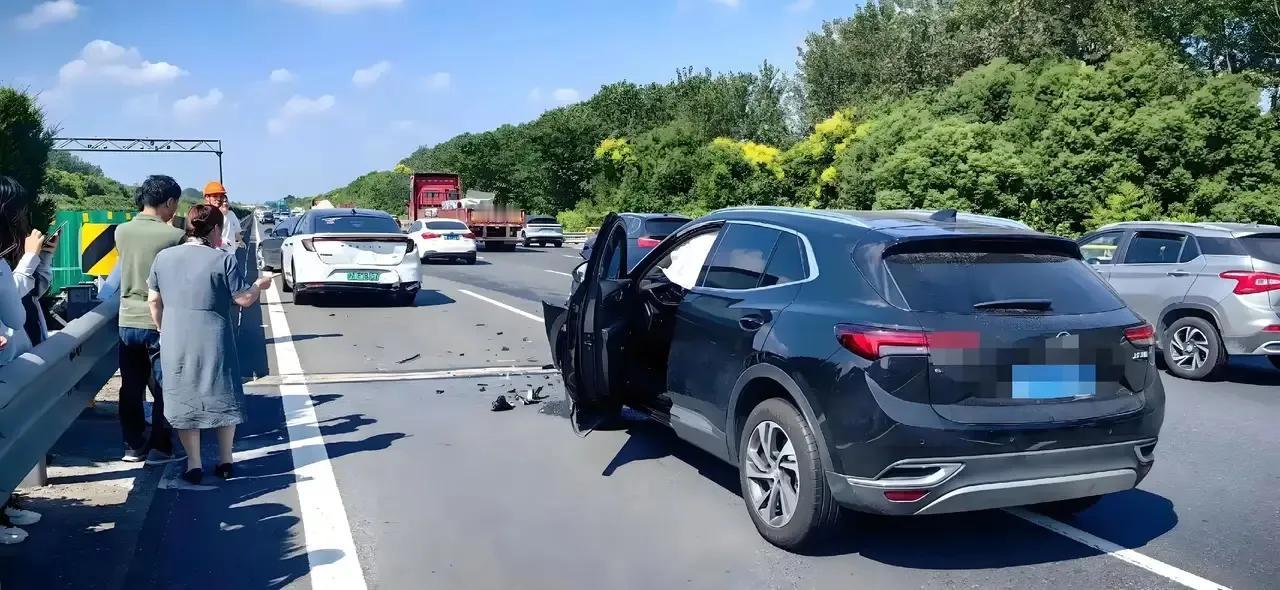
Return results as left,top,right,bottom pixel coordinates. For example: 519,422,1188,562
265,332,342,345
304,290,455,309
600,417,1180,567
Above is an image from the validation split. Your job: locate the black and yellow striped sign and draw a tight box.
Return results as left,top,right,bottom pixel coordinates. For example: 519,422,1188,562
80,223,120,276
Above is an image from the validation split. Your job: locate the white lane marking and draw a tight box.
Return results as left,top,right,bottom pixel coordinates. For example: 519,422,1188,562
561,255,579,259
544,270,572,277
1005,508,1230,590
457,289,543,323
263,284,369,590
477,256,486,260
248,365,557,386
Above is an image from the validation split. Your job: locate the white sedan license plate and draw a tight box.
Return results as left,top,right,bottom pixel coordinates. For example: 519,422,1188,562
347,271,380,282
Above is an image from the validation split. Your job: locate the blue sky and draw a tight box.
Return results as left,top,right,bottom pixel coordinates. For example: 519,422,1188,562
1,0,850,203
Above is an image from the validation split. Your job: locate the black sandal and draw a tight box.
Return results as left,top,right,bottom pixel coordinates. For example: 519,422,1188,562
181,468,203,485
215,463,233,480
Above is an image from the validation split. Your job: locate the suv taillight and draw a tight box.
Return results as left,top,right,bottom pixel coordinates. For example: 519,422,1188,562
1124,323,1155,347
835,325,979,360
637,236,661,248
1220,271,1280,295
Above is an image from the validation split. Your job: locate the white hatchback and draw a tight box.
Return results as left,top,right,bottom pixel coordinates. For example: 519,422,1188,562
280,209,422,305
409,218,477,264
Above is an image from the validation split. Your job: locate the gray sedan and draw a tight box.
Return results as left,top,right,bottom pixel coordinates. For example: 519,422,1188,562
257,217,298,271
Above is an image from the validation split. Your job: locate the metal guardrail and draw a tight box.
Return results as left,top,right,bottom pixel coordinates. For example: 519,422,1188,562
0,297,120,496
564,232,589,243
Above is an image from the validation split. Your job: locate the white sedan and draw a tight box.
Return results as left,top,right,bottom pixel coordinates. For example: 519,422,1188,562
280,208,422,305
408,218,477,264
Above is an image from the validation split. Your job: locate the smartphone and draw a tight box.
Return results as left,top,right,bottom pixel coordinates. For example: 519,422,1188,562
45,221,68,244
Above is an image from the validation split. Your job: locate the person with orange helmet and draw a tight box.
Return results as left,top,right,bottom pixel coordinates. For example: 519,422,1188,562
203,181,241,256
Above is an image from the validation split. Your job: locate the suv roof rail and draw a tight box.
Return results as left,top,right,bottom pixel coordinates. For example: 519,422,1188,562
899,209,1034,231
718,206,872,227
1096,220,1241,233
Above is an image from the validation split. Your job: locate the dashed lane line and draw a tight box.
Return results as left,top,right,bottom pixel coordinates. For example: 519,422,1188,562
263,277,369,590
457,289,543,323
562,254,580,259
544,270,572,277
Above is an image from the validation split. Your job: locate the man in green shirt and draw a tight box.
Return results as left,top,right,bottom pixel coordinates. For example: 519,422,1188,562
115,175,185,463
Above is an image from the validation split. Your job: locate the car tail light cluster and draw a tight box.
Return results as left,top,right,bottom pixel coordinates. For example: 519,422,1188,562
300,237,315,252
636,236,661,248
421,232,440,239
1220,271,1280,295
1123,323,1155,347
834,325,979,360
464,232,475,239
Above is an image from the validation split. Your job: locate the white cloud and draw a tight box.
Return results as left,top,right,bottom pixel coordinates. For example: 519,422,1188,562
788,0,814,12
13,0,79,29
58,40,185,86
281,0,401,14
352,61,391,88
710,0,741,7
173,89,223,119
122,93,160,117
269,68,295,83
423,71,451,92
552,88,581,104
267,94,336,134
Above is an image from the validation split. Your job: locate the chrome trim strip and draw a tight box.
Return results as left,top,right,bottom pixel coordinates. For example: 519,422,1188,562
843,463,964,489
914,469,1137,515
691,219,821,294
853,438,1157,479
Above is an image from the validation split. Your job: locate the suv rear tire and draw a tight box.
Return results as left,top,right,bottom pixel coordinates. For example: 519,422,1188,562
1162,316,1225,380
738,398,842,551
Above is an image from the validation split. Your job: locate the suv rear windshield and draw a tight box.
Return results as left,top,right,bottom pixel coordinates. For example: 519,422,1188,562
1239,234,1280,263
526,216,558,225
885,247,1124,315
642,218,688,238
314,215,400,234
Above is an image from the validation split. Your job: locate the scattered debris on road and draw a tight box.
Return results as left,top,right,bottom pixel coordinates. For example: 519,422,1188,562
490,396,514,411
397,353,421,364
435,389,445,394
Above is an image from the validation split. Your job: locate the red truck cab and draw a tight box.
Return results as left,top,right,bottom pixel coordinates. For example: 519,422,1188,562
409,173,463,220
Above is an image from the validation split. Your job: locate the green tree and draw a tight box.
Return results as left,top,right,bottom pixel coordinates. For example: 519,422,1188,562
0,87,54,232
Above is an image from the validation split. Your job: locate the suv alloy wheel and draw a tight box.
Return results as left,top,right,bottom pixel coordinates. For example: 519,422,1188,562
1162,316,1226,380
738,398,842,550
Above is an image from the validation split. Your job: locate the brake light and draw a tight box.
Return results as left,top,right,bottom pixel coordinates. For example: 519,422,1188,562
463,232,475,239
1124,323,1155,347
835,325,978,359
301,238,315,252
421,232,440,239
1263,325,1280,332
883,490,929,503
637,236,661,248
1220,270,1280,295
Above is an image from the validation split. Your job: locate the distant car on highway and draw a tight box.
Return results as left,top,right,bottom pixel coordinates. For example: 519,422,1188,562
408,218,477,264
519,215,564,247
257,215,300,272
1078,221,1280,379
260,210,275,224
573,213,691,291
545,207,1164,551
280,208,421,305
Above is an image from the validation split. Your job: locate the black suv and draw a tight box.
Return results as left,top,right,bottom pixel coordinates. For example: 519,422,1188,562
542,208,1165,550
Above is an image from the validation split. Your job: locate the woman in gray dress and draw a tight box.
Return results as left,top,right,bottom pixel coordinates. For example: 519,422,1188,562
147,205,272,484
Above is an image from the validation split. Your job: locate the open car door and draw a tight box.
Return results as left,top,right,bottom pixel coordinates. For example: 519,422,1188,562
548,213,632,434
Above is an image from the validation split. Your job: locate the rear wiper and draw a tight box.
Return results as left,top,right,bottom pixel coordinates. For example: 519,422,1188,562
972,298,1053,311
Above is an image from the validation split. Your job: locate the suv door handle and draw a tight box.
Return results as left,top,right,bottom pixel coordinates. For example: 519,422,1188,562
739,316,765,331
1167,271,1190,277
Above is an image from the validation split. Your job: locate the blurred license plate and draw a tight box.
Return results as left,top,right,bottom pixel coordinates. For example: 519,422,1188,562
346,271,380,282
445,234,459,240
1011,365,1096,399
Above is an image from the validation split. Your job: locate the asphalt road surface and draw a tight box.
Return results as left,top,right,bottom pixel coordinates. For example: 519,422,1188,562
25,218,1280,589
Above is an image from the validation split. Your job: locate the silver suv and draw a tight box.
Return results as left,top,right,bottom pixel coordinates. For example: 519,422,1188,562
1078,221,1280,379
